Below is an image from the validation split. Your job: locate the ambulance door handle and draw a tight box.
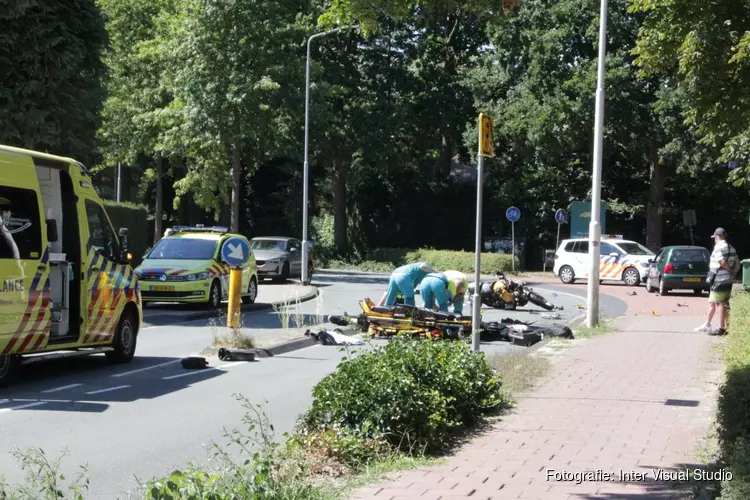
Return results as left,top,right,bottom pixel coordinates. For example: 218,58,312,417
91,267,101,273
37,265,47,272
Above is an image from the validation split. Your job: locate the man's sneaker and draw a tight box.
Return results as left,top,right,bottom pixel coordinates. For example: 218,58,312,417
694,324,712,333
710,328,728,336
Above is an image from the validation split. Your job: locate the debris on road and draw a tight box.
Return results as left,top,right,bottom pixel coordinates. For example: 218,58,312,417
218,348,256,362
628,291,637,296
306,329,365,346
542,313,562,320
181,357,209,369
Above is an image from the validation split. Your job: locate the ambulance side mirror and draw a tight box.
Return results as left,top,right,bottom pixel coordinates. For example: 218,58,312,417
46,219,58,243
118,227,130,262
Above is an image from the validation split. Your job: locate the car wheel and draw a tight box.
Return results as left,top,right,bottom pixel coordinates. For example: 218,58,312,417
693,288,704,296
659,278,668,296
208,280,222,309
0,354,20,387
559,266,575,284
622,267,640,287
106,312,137,364
646,277,657,293
242,276,258,304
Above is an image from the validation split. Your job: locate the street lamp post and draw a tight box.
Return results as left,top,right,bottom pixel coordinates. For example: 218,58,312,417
586,0,608,328
301,26,359,286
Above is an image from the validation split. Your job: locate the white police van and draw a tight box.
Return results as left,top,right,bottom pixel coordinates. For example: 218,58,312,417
553,236,655,286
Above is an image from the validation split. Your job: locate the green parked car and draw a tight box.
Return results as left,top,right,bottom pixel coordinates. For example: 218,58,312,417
645,245,710,295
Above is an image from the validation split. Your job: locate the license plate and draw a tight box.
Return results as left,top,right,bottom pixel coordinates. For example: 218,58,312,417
683,277,701,283
151,285,175,292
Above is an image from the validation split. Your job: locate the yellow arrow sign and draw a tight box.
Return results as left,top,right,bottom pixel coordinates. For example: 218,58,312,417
479,113,494,157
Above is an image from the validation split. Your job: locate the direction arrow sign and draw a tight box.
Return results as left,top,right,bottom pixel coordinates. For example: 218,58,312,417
506,206,521,222
220,236,250,268
555,209,568,224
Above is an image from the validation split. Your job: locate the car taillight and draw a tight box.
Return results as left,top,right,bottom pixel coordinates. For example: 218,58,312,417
664,264,674,274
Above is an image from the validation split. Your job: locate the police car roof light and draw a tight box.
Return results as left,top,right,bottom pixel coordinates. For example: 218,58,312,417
602,234,624,239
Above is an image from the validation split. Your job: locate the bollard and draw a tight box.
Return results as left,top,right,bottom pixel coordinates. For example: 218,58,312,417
227,268,243,328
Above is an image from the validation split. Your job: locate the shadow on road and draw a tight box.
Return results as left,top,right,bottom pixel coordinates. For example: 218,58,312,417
1,355,226,413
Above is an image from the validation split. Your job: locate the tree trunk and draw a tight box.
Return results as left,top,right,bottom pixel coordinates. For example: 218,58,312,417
645,146,665,251
153,157,164,244
333,158,348,253
230,142,242,234
439,132,453,178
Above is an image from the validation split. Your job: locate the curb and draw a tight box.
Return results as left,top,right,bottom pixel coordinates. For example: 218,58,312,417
143,286,320,326
207,324,361,360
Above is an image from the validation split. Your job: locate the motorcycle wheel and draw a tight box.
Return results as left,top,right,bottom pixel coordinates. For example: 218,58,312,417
527,292,555,311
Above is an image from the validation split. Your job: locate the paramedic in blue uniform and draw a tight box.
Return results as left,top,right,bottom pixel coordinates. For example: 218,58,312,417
420,270,468,314
378,261,436,307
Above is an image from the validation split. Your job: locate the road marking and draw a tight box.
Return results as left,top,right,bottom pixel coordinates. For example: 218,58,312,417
85,385,130,395
0,401,47,412
41,384,83,394
161,362,248,380
216,362,249,369
111,360,182,377
162,368,220,380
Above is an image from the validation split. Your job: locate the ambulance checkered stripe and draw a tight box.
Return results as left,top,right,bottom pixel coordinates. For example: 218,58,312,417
2,249,52,354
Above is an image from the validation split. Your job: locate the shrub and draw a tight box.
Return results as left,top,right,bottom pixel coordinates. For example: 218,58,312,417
300,339,507,454
406,248,517,274
102,200,149,266
716,292,750,499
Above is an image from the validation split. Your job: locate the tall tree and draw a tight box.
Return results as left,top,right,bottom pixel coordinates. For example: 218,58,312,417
164,0,308,232
98,0,178,243
464,0,710,250
0,0,107,165
631,0,750,186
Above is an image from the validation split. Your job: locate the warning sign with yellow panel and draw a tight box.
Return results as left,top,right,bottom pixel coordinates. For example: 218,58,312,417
479,113,494,157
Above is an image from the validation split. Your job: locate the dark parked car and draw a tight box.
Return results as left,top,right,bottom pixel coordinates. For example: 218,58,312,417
645,245,710,295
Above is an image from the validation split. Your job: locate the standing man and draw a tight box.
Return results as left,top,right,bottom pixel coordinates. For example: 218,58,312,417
695,228,740,335
378,261,436,307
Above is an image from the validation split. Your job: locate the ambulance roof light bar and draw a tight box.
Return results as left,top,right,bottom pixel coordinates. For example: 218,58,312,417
171,225,229,234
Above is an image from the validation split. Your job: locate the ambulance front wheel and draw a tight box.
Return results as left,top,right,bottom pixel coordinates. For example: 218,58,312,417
106,312,137,364
0,354,20,387
208,280,222,309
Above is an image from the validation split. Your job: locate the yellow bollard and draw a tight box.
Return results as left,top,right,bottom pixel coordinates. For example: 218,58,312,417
227,268,243,328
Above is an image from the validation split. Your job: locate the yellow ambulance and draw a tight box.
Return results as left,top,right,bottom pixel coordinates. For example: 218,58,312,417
0,145,142,386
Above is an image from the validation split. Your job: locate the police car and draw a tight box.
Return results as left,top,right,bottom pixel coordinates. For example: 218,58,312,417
553,236,655,286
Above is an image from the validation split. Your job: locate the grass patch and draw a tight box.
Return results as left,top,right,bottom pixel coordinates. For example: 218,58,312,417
573,318,615,339
212,327,256,349
488,350,552,396
712,291,750,499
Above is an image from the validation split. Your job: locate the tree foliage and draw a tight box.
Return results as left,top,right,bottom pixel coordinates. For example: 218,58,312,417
0,0,107,165
631,0,750,185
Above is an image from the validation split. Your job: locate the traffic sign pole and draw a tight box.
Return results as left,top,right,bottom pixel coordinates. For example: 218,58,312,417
220,236,251,329
227,268,243,328
511,221,515,273
473,114,494,353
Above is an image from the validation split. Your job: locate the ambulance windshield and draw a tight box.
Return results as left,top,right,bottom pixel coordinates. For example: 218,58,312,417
147,238,218,260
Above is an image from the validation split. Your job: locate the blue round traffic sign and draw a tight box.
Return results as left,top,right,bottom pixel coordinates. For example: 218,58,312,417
555,209,568,224
220,236,250,268
506,206,521,222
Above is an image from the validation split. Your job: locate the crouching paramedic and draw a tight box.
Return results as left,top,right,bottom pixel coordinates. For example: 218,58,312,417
420,270,468,314
378,261,436,307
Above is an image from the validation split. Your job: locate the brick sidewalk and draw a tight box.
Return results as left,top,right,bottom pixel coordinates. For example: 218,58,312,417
349,314,724,500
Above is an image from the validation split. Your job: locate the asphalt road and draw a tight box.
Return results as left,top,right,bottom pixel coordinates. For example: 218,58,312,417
0,271,626,499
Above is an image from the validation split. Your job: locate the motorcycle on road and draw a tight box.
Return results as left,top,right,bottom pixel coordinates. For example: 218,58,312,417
468,273,562,311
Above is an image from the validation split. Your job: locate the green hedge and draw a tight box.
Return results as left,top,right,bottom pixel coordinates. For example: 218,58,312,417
717,292,750,499
102,200,149,266
300,339,507,454
358,247,518,274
